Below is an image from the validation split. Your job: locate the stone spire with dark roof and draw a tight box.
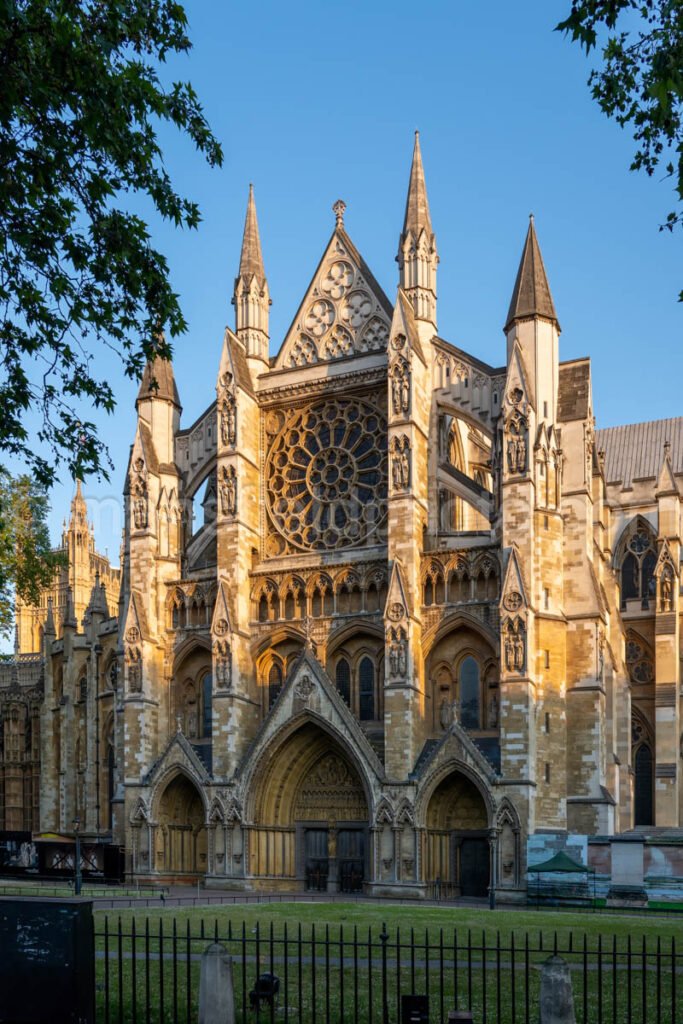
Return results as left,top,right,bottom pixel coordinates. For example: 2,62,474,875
136,354,181,409
397,132,438,332
233,184,270,368
505,215,559,333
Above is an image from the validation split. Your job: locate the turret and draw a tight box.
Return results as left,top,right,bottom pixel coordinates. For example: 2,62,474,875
233,184,270,375
396,132,438,339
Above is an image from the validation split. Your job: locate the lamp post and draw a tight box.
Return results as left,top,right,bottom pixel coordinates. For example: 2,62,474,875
73,816,82,896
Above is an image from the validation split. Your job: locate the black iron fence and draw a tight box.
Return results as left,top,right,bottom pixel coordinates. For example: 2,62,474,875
95,917,680,1024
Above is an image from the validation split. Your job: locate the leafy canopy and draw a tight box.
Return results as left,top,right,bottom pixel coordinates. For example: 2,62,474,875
0,470,64,638
0,0,223,487
557,2,682,299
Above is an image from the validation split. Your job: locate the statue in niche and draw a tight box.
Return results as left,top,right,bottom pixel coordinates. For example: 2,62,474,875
132,459,148,529
513,631,525,671
661,569,674,612
220,466,237,516
488,693,499,728
399,449,410,489
504,621,525,673
401,374,410,414
388,628,407,678
220,397,236,447
439,696,452,731
391,374,402,416
215,641,232,689
506,415,527,475
126,648,142,693
391,436,410,491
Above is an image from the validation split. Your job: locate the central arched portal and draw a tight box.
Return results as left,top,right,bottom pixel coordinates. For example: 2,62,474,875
156,774,207,877
425,769,491,898
249,723,369,893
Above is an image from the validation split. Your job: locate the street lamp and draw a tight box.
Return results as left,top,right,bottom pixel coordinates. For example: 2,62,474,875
72,816,82,896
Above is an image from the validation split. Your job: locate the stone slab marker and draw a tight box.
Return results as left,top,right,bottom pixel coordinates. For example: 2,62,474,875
539,955,576,1024
199,942,235,1024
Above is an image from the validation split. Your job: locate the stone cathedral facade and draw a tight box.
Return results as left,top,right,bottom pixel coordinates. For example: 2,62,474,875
6,135,683,898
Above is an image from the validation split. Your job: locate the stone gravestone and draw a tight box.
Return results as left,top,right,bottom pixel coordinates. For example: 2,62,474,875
607,838,647,908
538,955,576,1024
199,942,235,1024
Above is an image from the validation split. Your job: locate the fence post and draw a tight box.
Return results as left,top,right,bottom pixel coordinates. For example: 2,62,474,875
199,942,235,1024
539,955,576,1024
380,923,389,1024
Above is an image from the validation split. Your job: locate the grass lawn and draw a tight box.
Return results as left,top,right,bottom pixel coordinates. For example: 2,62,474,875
94,901,681,1024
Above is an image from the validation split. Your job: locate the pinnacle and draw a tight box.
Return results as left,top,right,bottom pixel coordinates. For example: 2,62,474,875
238,183,266,284
505,216,559,333
136,355,181,408
402,130,433,240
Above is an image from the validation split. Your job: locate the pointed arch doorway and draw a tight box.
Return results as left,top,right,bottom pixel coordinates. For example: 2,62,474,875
249,722,369,892
156,773,207,876
424,768,491,898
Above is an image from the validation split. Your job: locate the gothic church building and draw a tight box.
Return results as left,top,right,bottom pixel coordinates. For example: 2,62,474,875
7,134,683,898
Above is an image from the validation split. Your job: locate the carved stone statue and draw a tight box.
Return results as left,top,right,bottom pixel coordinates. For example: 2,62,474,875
220,466,237,516
127,649,142,693
391,375,401,416
661,570,674,612
401,374,410,414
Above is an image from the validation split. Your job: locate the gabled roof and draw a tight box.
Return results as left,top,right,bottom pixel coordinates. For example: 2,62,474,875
505,216,559,333
274,214,393,370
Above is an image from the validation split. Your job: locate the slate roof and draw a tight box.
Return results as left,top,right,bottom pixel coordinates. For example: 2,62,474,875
137,358,181,408
505,216,559,332
596,417,683,486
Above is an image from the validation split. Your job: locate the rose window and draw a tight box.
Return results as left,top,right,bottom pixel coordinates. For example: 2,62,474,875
265,398,387,551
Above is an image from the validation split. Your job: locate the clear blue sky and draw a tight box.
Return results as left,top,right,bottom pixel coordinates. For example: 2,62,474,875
40,0,683,566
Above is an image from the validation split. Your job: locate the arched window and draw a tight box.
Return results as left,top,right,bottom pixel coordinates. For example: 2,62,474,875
201,672,212,739
268,663,283,709
79,675,88,702
459,656,480,730
619,522,657,610
359,657,375,721
634,744,653,826
335,658,351,708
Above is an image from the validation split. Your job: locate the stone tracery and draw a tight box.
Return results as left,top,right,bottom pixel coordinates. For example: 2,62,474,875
265,397,388,552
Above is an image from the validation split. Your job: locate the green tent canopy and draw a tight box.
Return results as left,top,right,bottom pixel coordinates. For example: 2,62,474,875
528,851,595,874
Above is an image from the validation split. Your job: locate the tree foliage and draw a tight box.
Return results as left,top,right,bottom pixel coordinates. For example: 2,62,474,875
0,0,223,486
557,1,683,299
0,470,64,638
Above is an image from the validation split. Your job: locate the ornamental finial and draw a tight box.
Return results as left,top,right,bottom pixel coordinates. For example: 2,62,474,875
333,199,346,228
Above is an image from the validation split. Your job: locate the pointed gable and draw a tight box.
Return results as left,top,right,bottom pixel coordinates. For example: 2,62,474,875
505,216,559,333
391,288,426,365
275,213,392,370
501,546,528,611
218,328,254,398
385,559,412,619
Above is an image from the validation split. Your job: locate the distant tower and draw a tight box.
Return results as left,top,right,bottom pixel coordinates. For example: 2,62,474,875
233,184,270,375
397,132,439,338
62,481,94,626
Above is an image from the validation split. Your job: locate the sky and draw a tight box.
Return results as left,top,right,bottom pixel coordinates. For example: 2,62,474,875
30,0,683,569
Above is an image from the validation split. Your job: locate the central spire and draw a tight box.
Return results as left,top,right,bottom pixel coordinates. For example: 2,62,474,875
397,132,438,333
402,131,433,240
